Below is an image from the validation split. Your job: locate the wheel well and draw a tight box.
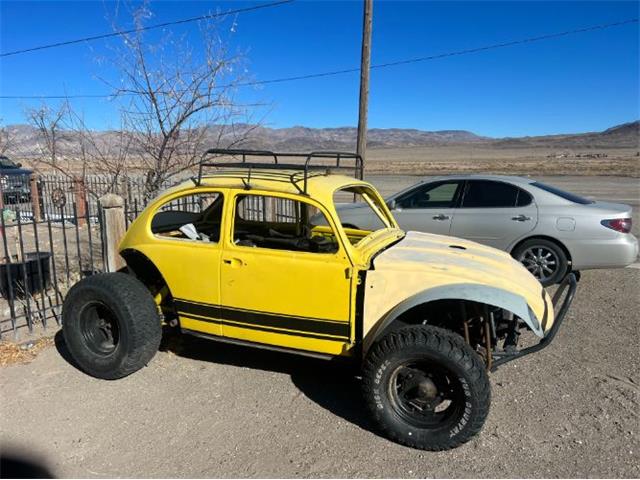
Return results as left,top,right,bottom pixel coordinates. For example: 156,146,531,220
120,249,176,317
386,299,486,331
510,235,572,265
375,298,514,351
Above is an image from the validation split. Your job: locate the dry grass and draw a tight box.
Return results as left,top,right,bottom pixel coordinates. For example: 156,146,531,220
0,336,55,367
21,145,640,178
365,146,640,177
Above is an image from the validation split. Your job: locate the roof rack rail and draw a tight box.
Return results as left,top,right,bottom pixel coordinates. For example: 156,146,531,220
195,149,364,194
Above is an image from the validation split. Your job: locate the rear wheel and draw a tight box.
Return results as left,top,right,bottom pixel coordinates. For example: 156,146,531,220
513,238,568,286
362,325,491,451
62,272,162,379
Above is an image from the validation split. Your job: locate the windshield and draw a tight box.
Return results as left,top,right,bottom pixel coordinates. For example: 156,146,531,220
332,185,395,246
531,181,594,205
0,157,18,168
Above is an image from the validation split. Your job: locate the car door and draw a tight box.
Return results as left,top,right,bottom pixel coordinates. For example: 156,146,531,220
219,192,353,355
450,180,538,250
390,180,464,235
143,189,226,336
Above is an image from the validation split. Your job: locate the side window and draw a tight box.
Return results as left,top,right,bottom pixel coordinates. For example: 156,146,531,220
233,194,338,254
461,181,522,208
151,192,223,242
516,189,533,207
397,182,461,209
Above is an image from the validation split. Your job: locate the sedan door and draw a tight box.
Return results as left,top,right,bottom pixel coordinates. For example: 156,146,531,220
390,180,464,235
450,180,538,250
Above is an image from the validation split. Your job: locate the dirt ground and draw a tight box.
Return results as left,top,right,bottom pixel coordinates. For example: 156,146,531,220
1,175,639,478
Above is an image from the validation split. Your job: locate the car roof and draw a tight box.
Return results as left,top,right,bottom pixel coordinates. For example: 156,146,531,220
169,169,370,200
420,174,536,185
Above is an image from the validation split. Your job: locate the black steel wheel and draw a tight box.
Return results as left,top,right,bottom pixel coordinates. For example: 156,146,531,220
78,301,120,356
388,361,465,429
362,325,491,451
513,238,568,286
62,272,161,379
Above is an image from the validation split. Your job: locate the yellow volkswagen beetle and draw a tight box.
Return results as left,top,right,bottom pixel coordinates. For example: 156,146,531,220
62,150,577,451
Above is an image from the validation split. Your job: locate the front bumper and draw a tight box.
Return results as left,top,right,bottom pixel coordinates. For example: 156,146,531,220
491,272,578,371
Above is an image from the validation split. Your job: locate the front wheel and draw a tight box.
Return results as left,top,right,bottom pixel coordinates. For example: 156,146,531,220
62,272,162,379
362,325,491,451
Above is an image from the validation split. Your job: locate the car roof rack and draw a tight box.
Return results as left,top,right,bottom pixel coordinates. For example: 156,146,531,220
194,149,364,194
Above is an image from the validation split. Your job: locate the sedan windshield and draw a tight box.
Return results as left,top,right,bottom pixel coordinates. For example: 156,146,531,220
531,182,593,204
0,157,18,168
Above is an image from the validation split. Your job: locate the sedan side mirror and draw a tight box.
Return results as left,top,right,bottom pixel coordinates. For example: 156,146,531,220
386,199,397,210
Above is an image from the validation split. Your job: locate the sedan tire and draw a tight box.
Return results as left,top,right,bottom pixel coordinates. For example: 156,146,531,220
513,238,569,286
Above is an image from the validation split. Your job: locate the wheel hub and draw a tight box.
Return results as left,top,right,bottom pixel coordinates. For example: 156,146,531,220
521,246,558,281
389,363,462,426
417,376,438,400
79,302,120,356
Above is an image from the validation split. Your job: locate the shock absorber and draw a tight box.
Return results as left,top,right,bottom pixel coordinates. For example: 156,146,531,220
503,312,520,353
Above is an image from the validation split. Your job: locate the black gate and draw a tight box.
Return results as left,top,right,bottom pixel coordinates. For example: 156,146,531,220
0,175,104,338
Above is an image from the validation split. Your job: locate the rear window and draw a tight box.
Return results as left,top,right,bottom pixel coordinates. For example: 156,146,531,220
531,182,593,204
461,180,530,208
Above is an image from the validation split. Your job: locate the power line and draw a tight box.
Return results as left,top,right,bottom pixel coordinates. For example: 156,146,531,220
1,17,637,100
369,18,639,70
0,0,295,58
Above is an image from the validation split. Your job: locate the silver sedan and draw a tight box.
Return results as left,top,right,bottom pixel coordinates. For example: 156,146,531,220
335,175,638,286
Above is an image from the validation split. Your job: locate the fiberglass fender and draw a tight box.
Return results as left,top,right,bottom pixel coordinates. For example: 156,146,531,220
363,283,546,355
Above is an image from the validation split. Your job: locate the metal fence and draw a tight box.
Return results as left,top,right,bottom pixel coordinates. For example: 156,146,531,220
0,173,162,338
0,172,305,338
0,186,103,338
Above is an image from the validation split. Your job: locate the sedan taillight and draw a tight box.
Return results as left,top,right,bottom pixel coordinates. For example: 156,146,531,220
601,218,632,233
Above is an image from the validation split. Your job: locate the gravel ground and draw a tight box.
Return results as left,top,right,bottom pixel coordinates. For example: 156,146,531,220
1,175,639,478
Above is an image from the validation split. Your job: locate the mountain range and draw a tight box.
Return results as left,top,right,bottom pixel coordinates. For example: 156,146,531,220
4,120,638,157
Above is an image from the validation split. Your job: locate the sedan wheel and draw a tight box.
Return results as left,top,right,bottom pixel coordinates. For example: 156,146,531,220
513,239,569,286
521,246,558,282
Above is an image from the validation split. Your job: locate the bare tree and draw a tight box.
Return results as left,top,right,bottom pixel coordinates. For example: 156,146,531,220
106,4,255,194
64,108,134,193
25,102,69,175
0,120,16,157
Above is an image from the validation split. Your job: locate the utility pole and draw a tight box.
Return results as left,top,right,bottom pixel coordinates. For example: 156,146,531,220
356,0,373,179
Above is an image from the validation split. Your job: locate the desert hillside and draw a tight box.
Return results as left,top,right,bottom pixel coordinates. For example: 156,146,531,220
4,120,638,176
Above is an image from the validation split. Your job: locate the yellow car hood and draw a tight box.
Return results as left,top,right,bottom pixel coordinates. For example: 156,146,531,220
363,231,552,339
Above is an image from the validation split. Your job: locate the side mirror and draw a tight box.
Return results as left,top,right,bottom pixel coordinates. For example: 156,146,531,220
16,162,22,168
386,199,397,210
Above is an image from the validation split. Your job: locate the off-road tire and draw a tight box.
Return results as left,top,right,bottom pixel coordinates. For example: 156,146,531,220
62,272,162,380
513,238,569,287
362,325,491,451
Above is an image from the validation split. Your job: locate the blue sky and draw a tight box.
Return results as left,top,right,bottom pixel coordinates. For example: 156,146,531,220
0,0,638,137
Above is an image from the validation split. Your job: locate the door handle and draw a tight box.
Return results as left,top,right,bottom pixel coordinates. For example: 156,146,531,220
432,214,450,221
511,215,531,222
223,257,244,268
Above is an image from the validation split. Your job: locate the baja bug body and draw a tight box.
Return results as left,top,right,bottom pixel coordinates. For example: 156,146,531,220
62,149,576,451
